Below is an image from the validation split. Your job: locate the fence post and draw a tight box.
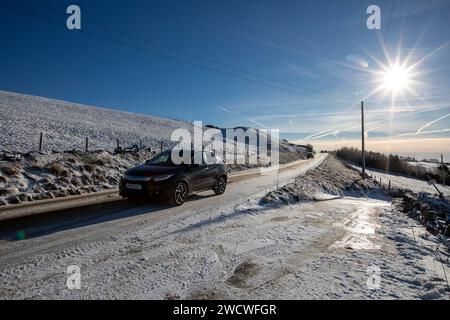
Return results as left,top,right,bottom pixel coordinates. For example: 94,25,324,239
160,141,163,153
85,137,89,151
39,132,43,151
139,139,142,150
388,180,391,190
117,139,120,149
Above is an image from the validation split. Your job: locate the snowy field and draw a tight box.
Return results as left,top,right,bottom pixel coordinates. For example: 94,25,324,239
0,90,308,155
0,155,448,299
0,90,193,152
407,161,443,169
365,167,450,197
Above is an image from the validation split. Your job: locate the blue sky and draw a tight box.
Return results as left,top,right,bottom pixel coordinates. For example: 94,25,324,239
1,0,450,159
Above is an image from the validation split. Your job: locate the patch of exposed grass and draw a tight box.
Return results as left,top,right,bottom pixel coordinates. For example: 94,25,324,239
86,155,106,167
47,163,69,178
0,187,16,196
1,164,21,177
83,163,96,172
28,161,43,170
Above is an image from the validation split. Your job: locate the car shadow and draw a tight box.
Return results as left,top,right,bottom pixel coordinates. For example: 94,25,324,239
0,190,221,242
170,205,272,235
188,192,217,201
0,198,172,242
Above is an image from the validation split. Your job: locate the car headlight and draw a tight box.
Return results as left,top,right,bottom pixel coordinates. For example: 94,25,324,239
152,173,174,181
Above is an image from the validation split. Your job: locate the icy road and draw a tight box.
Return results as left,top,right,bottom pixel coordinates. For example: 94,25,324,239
0,153,448,299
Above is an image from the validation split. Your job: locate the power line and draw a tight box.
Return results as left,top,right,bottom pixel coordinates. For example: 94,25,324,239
21,0,351,104
384,0,396,44
0,1,321,100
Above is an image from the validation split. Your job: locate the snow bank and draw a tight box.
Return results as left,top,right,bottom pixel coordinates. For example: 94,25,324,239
0,149,154,206
260,156,385,206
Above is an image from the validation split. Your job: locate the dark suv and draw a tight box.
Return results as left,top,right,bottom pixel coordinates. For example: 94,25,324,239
119,150,228,205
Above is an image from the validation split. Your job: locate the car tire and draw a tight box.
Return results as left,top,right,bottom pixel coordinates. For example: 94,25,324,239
169,181,188,206
213,175,227,195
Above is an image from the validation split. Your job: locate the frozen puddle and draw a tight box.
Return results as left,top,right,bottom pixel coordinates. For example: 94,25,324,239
330,197,389,250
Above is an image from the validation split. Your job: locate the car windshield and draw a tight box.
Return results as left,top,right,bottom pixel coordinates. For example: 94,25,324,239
146,149,222,166
145,150,176,166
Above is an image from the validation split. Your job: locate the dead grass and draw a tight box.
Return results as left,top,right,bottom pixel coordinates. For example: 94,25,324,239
47,163,69,178
86,156,106,166
1,164,21,177
29,161,43,170
83,163,96,172
0,188,15,196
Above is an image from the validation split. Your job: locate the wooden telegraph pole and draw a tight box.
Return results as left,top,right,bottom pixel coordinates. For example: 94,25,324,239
361,101,366,179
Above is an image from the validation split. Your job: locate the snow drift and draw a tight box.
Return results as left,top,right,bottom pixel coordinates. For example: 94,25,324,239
260,156,385,205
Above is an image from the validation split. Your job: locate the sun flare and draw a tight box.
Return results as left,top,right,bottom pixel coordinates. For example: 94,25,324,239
381,64,412,93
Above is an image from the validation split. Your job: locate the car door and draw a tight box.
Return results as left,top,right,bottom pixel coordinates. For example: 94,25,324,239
203,151,220,188
189,151,210,191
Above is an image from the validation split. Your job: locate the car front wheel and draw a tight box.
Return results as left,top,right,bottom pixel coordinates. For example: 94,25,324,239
213,175,227,195
169,181,188,206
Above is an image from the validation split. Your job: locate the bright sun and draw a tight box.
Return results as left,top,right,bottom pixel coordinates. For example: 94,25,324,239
381,64,412,93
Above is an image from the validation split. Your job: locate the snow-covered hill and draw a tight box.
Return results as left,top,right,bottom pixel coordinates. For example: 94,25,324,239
0,90,308,156
0,90,193,152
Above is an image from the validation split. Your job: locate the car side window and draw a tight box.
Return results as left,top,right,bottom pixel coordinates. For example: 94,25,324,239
203,151,216,165
192,152,204,166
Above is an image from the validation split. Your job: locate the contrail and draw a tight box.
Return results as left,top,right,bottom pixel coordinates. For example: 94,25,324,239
218,106,237,116
416,113,450,134
303,121,354,140
303,130,329,140
307,106,450,140
217,106,267,129
399,128,450,137
311,130,341,140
